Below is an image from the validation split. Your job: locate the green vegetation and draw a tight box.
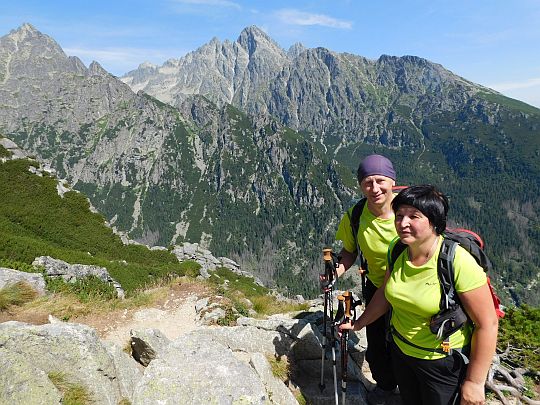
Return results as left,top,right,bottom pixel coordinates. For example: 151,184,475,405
0,158,201,295
0,281,38,310
497,305,540,372
45,275,117,302
208,267,309,324
0,144,10,158
48,371,93,405
267,354,290,381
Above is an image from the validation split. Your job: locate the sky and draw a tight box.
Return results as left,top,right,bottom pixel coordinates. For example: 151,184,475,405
1,0,540,108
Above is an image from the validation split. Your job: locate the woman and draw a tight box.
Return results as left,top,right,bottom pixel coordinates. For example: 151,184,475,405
334,154,399,402
340,185,498,405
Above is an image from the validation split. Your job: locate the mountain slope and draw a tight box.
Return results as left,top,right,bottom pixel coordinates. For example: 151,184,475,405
1,24,539,304
0,140,200,293
121,26,540,305
0,24,352,298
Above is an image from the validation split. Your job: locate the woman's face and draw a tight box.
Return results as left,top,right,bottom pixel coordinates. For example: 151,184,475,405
394,204,436,245
360,175,395,206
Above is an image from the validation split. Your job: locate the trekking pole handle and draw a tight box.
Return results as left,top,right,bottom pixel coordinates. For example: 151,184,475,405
343,291,353,319
323,248,333,262
322,247,339,287
336,293,352,319
337,291,359,323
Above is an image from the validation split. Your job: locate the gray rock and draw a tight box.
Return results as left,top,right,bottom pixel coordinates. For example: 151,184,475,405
132,332,268,404
250,352,299,405
32,256,125,298
196,325,295,357
0,321,139,405
202,307,227,324
0,267,46,295
130,328,171,366
103,342,144,402
0,351,62,404
194,297,209,313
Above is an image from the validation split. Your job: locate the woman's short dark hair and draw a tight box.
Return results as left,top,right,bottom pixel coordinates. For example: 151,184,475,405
391,185,449,235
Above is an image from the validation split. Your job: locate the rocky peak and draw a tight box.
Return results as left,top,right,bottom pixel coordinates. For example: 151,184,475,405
9,23,41,41
237,25,283,56
288,42,306,59
1,23,77,78
139,61,157,70
5,23,63,53
88,60,109,76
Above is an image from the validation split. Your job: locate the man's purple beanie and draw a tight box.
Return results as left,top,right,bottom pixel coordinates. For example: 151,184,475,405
357,154,396,181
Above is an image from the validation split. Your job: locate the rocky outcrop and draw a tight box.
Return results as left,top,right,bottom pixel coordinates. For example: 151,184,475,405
172,242,265,286
0,267,46,295
0,137,29,160
0,321,142,404
0,303,371,404
32,256,125,298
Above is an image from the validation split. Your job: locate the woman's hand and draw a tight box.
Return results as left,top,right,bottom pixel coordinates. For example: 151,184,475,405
338,320,355,332
460,380,485,405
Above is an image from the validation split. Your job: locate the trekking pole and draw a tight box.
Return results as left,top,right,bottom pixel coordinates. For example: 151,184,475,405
331,292,344,405
319,248,339,404
337,291,360,405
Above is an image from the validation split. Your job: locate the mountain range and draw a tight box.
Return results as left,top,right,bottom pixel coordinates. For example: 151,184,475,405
1,23,539,304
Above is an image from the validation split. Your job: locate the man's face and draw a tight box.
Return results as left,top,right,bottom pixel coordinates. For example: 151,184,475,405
360,175,395,205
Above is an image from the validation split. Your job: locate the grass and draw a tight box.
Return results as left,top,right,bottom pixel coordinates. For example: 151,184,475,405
0,158,203,295
0,281,38,310
267,354,290,381
207,267,309,323
6,278,168,321
48,371,93,405
251,295,310,315
45,275,117,302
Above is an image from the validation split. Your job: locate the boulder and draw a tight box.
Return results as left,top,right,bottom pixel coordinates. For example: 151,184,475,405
132,332,268,404
0,267,46,295
32,256,125,298
0,321,141,405
130,328,171,366
250,352,299,405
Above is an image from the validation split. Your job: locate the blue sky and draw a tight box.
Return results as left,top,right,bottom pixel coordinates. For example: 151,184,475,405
1,0,540,108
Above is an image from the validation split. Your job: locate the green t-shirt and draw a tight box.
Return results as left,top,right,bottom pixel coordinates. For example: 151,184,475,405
385,237,487,359
335,203,397,288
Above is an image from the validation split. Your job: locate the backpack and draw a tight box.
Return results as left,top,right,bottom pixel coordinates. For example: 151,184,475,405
388,228,505,354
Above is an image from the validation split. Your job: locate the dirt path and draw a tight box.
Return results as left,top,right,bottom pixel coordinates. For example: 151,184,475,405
70,282,211,347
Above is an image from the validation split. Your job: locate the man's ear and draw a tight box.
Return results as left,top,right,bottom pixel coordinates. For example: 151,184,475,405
392,180,396,187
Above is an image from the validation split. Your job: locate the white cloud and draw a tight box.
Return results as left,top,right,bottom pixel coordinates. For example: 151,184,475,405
170,0,241,9
489,77,540,92
63,46,186,76
275,9,352,29
489,77,540,108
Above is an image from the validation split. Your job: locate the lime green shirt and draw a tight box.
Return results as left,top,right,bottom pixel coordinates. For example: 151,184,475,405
385,237,487,359
335,202,397,288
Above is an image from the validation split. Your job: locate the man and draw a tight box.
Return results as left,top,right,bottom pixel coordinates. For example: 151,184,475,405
334,154,399,404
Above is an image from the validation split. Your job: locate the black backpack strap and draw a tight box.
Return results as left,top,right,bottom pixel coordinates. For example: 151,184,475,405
388,239,407,272
347,198,367,269
347,198,368,300
438,238,459,310
390,325,470,364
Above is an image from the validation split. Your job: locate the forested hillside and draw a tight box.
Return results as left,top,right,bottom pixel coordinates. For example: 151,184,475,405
0,152,197,293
